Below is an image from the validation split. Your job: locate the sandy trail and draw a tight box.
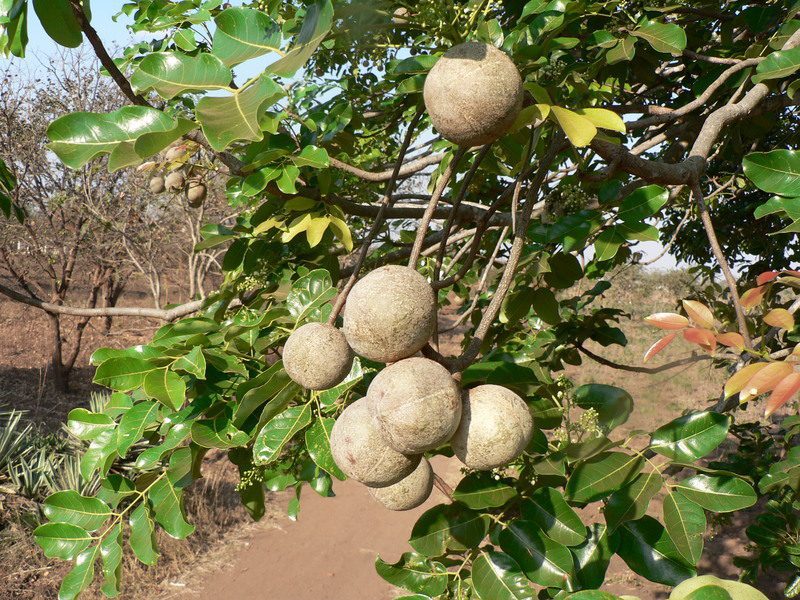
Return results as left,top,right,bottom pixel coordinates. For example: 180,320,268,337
182,457,461,600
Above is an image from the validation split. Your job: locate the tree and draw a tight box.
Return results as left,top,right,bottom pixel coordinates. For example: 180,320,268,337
1,0,799,598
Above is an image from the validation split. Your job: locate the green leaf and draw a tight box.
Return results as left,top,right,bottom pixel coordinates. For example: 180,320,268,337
375,552,448,597
663,491,705,565
574,108,625,133
572,524,616,589
743,150,800,196
604,470,663,532
551,106,597,147
618,516,696,586
594,228,625,262
149,476,195,539
573,384,633,433
760,446,800,492
631,21,687,55
117,401,160,456
129,503,159,566
752,47,800,84
499,520,574,588
520,487,586,546
80,429,117,481
650,411,730,462
268,0,333,77
133,117,197,159
66,408,114,441
196,74,284,151
607,36,637,64
471,551,535,600
172,346,206,379
409,504,489,557
135,422,191,469
58,544,100,600
292,145,330,168
143,368,186,411
34,522,92,560
566,451,644,503
32,0,82,48
304,417,346,480
99,523,123,597
47,107,185,171
452,473,517,509
212,7,281,67
618,185,668,222
672,475,756,513
42,491,111,531
670,575,769,600
286,268,336,322
131,51,231,99
93,355,158,391
191,413,251,449
253,403,312,465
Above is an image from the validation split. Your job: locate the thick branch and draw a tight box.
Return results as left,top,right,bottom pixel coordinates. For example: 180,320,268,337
577,344,711,374
329,153,443,182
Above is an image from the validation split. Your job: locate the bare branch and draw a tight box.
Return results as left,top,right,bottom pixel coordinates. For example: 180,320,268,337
329,153,443,183
578,344,712,374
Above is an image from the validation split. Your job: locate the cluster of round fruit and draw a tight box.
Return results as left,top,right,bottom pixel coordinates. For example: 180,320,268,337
283,266,534,511
144,144,207,208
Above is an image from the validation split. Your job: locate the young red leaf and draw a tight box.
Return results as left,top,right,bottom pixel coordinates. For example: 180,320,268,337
644,312,689,330
739,361,795,403
643,333,676,363
682,299,714,329
683,327,716,352
765,371,800,416
725,362,769,398
764,308,795,330
716,332,745,351
756,271,780,286
741,285,767,310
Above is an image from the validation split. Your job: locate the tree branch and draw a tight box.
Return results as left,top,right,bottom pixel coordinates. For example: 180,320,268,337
577,344,711,374
329,153,443,183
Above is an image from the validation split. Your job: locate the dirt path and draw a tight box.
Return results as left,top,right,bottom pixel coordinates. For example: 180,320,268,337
181,457,461,600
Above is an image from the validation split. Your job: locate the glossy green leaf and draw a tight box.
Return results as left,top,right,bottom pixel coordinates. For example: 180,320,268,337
212,7,281,67
672,475,757,513
572,523,617,589
498,520,574,588
32,0,82,48
80,429,117,481
133,117,197,160
34,522,92,560
752,47,800,84
409,504,489,557
471,551,535,600
268,0,333,77
305,417,345,480
618,185,668,222
99,523,123,598
135,422,191,469
631,21,687,55
759,445,800,492
375,552,448,596
650,411,730,463
172,346,206,379
42,491,111,531
131,51,231,99
744,150,800,196
149,476,195,539
573,384,633,433
663,491,705,565
604,470,663,532
143,368,186,411
618,516,696,586
520,487,586,546
253,403,312,465
452,472,517,509
607,36,636,64
58,544,100,600
191,414,250,449
566,451,644,503
66,408,114,441
286,268,336,322
129,503,159,566
93,355,158,391
670,575,769,600
117,401,159,456
196,74,284,151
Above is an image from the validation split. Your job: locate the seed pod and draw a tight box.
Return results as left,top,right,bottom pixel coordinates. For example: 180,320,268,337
392,7,410,24
186,179,207,207
423,41,523,147
164,145,187,162
343,265,436,363
368,457,433,511
148,176,165,194
283,322,354,390
369,357,461,454
451,384,533,471
165,170,186,193
330,397,419,487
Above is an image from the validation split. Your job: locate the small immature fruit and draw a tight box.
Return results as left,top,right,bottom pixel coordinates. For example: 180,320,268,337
392,7,410,24
369,357,461,454
164,145,186,162
343,265,436,363
283,322,354,390
368,457,433,511
330,397,419,487
423,41,523,147
149,176,165,194
165,170,186,193
186,179,207,208
451,384,533,471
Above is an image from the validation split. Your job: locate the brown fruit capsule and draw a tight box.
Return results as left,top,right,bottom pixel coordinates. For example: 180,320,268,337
451,384,533,471
368,457,433,511
165,170,186,193
330,397,419,487
186,180,207,207
149,176,165,194
369,357,461,454
392,7,410,24
343,265,436,363
283,322,354,390
423,41,523,147
164,145,186,162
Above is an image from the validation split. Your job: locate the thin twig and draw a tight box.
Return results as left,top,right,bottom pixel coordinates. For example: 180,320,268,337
577,344,712,374
432,473,453,501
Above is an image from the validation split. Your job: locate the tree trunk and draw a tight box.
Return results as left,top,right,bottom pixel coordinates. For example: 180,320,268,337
48,313,69,393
